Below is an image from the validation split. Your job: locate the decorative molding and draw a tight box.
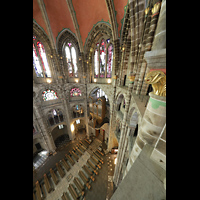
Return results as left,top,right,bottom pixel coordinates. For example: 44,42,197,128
37,0,56,50
65,0,83,52
84,19,111,52
105,0,118,40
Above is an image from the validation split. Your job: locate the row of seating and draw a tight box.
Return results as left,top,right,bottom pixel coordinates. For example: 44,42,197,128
62,138,104,200
33,138,104,200
33,139,87,200
61,139,92,200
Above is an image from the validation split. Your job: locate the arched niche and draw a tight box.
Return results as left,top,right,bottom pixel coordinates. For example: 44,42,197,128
51,124,70,148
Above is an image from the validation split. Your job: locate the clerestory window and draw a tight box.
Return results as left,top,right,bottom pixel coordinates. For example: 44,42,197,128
94,38,113,78
33,35,51,78
65,42,78,78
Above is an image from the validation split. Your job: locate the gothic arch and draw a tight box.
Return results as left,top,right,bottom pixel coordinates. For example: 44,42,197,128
84,22,112,61
56,28,81,57
33,21,53,55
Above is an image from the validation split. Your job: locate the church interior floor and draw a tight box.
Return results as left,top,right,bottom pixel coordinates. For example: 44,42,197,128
33,130,116,199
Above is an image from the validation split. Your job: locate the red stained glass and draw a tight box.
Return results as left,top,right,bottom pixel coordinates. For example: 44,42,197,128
70,88,82,97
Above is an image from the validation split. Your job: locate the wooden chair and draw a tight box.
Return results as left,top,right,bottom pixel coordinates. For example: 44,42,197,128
50,168,59,185
61,192,71,200
84,138,91,144
82,165,95,181
77,144,85,152
92,154,103,164
78,171,91,190
94,151,103,160
82,140,89,148
43,173,53,193
86,162,98,175
68,184,79,200
79,141,87,149
96,149,104,156
33,192,36,200
65,154,75,166
41,184,46,198
90,157,101,169
74,147,83,156
56,162,65,178
73,178,85,197
35,181,44,200
87,159,96,170
61,158,71,171
70,150,79,161
73,177,84,191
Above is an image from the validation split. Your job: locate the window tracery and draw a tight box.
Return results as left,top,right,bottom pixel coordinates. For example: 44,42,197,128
42,89,58,101
65,42,78,78
94,38,113,79
70,88,82,97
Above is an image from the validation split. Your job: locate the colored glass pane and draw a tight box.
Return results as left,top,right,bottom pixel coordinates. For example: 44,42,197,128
70,88,82,97
37,41,51,77
33,43,43,77
42,89,58,101
71,47,78,77
106,44,113,78
94,48,99,78
65,46,73,77
99,39,106,78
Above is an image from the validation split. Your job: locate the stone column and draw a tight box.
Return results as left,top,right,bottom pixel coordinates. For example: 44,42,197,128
151,0,166,50
113,86,132,186
141,0,166,95
33,101,56,152
130,92,166,163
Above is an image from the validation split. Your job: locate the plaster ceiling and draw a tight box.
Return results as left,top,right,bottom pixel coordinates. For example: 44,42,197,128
33,0,128,48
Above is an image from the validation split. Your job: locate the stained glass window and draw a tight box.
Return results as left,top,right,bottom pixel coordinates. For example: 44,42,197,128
33,36,51,78
99,39,106,78
42,89,58,101
70,88,82,97
33,43,43,77
65,46,73,77
65,43,78,78
94,48,99,78
71,47,78,77
94,38,113,79
106,44,113,78
37,41,51,77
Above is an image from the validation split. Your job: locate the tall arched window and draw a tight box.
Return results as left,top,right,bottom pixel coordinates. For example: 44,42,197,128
33,35,51,78
94,38,113,79
65,42,78,78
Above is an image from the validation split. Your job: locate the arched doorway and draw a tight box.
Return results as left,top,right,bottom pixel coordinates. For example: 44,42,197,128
73,119,86,140
88,87,110,128
51,124,70,148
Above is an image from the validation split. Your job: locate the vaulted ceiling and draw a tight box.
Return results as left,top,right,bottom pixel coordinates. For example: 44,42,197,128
33,0,128,50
